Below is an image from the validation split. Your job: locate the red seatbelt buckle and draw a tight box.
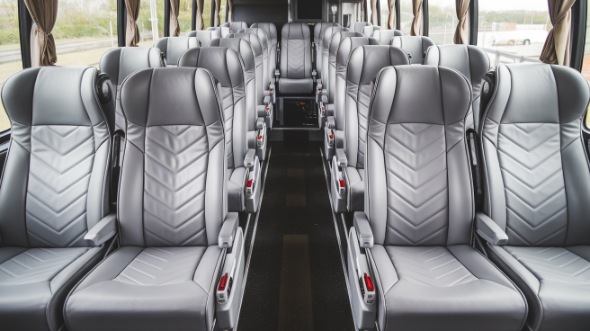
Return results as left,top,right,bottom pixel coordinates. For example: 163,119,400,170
338,178,346,195
216,272,233,304
360,272,375,304
257,131,264,147
265,105,271,117
321,104,326,117
327,130,334,146
246,178,254,196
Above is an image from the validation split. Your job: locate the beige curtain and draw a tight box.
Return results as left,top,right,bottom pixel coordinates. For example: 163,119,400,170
125,0,140,46
23,0,58,66
170,0,180,36
371,0,378,26
387,0,396,29
453,0,469,44
214,0,221,26
411,0,423,36
196,0,205,30
540,0,575,65
227,0,233,22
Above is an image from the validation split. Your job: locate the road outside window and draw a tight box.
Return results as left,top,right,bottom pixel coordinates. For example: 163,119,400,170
478,0,549,68
55,0,117,66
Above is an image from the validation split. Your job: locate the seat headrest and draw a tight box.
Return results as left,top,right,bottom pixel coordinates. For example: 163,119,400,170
154,37,200,66
347,45,410,85
483,64,590,124
370,65,471,126
100,47,163,85
210,38,256,72
120,68,222,128
2,66,108,127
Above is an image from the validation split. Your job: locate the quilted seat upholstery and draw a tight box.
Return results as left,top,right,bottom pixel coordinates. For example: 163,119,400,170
480,64,590,331
362,65,527,331
0,67,112,331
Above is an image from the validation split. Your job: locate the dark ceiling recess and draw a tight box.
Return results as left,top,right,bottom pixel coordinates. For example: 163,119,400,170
297,0,322,19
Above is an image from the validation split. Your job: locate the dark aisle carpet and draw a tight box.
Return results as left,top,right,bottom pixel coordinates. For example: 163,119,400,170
237,135,354,331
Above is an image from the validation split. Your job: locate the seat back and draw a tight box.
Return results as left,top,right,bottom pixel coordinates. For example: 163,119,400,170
0,67,111,248
229,32,265,104
313,22,339,78
328,31,363,104
480,64,590,246
425,45,490,130
351,21,370,33
187,30,220,46
372,29,404,45
117,68,226,247
367,65,473,246
280,22,312,79
100,47,163,131
334,37,378,131
391,36,434,64
211,38,259,148
154,36,200,66
251,22,278,76
322,26,347,83
363,25,381,37
222,21,248,33
345,46,409,170
179,47,248,171
240,28,271,91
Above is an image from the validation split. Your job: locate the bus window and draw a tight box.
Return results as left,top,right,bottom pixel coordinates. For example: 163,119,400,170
583,2,590,128
138,0,164,46
380,0,389,28
0,1,21,131
400,0,413,35
478,0,549,68
428,0,458,44
54,0,117,67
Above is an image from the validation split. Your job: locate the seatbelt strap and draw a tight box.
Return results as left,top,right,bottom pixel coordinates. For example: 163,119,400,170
109,131,123,211
467,129,483,212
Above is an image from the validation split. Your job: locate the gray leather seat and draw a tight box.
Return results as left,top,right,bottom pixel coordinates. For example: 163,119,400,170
65,68,245,331
316,26,347,107
372,29,404,45
222,21,248,33
251,22,279,98
179,47,262,213
154,36,200,66
313,22,339,81
425,44,490,130
100,47,163,131
477,64,590,331
351,21,369,33
0,67,115,331
210,38,268,162
323,36,378,161
240,27,275,126
347,65,527,331
278,22,314,94
186,29,220,46
363,25,381,37
391,35,434,64
330,46,409,213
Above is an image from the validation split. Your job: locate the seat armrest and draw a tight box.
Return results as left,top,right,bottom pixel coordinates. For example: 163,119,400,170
325,116,335,129
256,117,265,130
354,212,374,248
476,212,508,245
335,148,348,168
84,214,117,246
219,213,239,248
244,149,256,169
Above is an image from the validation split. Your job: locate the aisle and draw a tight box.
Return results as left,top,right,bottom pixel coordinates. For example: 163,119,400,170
237,135,354,331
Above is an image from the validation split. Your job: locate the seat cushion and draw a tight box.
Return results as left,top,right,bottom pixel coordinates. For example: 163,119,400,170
278,78,313,95
65,246,223,331
488,245,590,331
370,245,527,331
228,167,247,212
345,167,364,212
0,247,104,331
